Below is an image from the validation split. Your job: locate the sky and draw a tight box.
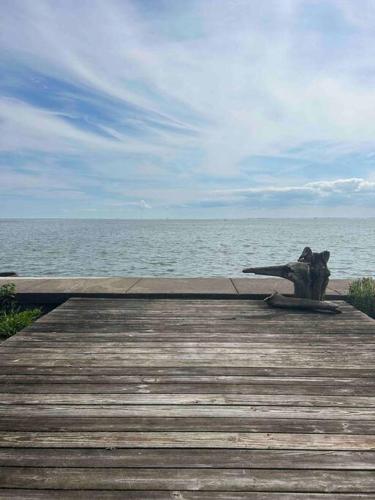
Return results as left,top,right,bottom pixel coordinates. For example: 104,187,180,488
1,0,375,218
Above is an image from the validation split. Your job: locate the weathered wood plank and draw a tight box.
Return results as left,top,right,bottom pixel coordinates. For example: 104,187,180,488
0,417,374,434
7,341,375,351
7,335,375,345
27,328,369,338
4,346,375,354
57,299,353,309
0,353,373,368
25,301,361,312
1,348,373,357
32,304,368,316
17,325,375,334
1,468,375,492
2,382,375,396
0,432,374,449
50,310,361,319
0,405,372,419
36,317,367,327
1,448,374,468
1,375,375,386
1,393,375,407
30,318,374,327
21,323,375,334
0,366,374,378
1,491,374,500
1,490,374,499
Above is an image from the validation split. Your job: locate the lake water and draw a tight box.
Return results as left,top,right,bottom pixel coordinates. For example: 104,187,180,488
0,218,374,278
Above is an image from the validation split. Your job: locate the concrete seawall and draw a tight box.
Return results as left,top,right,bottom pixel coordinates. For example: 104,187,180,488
0,277,350,305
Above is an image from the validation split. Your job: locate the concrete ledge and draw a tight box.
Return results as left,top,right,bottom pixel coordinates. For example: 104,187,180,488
327,279,350,296
233,278,294,297
0,277,351,304
128,278,237,295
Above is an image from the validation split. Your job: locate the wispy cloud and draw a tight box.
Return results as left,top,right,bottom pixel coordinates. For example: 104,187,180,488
1,0,375,216
111,199,152,209
200,178,375,209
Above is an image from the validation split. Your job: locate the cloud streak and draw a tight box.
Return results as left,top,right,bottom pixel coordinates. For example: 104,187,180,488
1,0,375,216
203,178,375,208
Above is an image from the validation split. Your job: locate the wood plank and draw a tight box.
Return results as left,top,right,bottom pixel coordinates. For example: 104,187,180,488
56,300,353,309
14,326,375,337
32,304,368,315
18,324,375,333
0,405,372,419
38,313,364,323
4,346,375,354
22,323,375,334
52,314,363,321
0,366,374,378
1,468,375,492
1,393,375,407
30,317,374,326
0,353,373,368
0,432,374,449
1,375,375,386
2,348,373,356
1,448,374,468
7,341,375,350
1,491,374,500
50,300,358,311
2,382,375,396
7,334,375,345
0,417,374,434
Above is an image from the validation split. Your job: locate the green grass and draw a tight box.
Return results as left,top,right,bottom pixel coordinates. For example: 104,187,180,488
0,282,16,312
348,277,375,319
0,308,41,338
0,283,41,338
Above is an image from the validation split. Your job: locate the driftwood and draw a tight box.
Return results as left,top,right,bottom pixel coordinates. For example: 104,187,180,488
243,247,330,300
0,272,17,277
264,292,341,314
243,247,342,314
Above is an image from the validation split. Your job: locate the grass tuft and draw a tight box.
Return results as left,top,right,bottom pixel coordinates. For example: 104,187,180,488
0,282,16,312
0,308,41,338
0,283,41,338
348,277,375,319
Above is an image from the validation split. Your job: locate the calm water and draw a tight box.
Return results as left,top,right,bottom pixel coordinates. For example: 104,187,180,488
0,219,374,278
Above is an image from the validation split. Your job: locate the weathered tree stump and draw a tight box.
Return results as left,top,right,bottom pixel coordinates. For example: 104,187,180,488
243,247,330,300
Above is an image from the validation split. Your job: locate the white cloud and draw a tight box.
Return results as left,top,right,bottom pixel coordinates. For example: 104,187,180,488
202,178,375,208
0,97,186,156
0,165,89,201
139,199,151,209
111,199,152,209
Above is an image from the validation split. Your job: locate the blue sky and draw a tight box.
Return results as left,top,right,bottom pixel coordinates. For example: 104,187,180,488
1,0,375,218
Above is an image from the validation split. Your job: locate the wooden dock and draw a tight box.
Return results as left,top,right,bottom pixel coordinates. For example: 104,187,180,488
0,297,374,498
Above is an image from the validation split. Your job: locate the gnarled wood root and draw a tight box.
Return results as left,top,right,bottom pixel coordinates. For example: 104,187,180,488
264,292,341,314
243,247,331,300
